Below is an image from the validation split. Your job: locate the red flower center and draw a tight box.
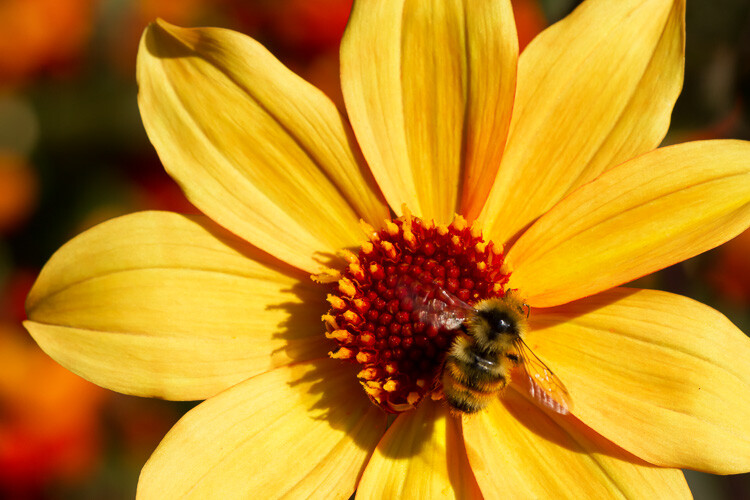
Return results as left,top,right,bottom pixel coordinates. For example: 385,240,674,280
316,210,510,413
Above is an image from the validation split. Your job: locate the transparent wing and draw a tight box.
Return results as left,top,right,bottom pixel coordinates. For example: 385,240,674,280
399,279,474,331
513,338,572,415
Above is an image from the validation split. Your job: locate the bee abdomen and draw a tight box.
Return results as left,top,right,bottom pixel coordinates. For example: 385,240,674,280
442,357,508,414
446,359,507,392
447,347,505,386
444,390,485,414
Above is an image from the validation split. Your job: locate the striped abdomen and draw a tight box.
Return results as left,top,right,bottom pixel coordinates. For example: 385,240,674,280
441,336,513,414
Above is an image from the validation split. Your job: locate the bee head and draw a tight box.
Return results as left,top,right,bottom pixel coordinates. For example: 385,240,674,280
479,307,519,337
469,297,528,352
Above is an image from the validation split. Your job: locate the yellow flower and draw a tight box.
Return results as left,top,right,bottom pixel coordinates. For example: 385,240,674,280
24,0,750,497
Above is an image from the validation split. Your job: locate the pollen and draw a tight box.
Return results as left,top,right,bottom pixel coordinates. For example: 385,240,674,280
315,211,510,413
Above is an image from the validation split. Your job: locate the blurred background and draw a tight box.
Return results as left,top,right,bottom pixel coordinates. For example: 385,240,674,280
0,0,747,498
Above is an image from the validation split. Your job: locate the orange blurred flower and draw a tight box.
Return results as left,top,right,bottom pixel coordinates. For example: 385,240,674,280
0,323,107,495
0,0,96,85
514,0,547,51
265,0,353,52
0,152,38,234
709,228,750,306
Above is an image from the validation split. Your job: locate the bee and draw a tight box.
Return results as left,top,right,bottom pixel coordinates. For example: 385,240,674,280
414,286,571,415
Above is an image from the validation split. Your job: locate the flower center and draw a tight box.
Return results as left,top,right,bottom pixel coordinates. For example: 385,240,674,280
315,209,510,413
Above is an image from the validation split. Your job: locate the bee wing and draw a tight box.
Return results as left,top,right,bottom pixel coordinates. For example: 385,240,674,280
401,280,474,331
513,338,572,415
429,287,474,329
416,298,464,330
433,287,474,310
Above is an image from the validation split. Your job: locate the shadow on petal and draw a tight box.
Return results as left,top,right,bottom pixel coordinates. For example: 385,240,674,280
502,384,659,466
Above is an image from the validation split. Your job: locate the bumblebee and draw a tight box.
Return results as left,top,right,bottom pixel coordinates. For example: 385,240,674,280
418,288,571,415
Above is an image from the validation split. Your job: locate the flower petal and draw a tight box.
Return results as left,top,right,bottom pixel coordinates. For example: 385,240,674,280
463,392,691,499
137,20,389,274
508,140,750,307
137,360,386,499
528,288,750,474
357,399,482,499
341,0,518,221
480,0,685,244
25,211,328,401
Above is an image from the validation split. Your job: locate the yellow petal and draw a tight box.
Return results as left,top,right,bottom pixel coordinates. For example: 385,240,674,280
508,140,750,307
528,288,750,474
480,0,685,244
357,399,482,499
25,211,328,401
137,20,389,274
463,392,691,499
137,360,387,499
341,0,518,221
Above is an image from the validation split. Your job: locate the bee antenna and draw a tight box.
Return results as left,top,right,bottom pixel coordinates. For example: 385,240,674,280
505,288,530,318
